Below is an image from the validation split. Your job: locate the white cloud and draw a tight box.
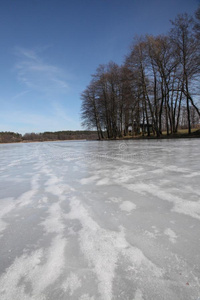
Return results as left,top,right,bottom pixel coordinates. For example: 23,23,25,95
14,47,69,95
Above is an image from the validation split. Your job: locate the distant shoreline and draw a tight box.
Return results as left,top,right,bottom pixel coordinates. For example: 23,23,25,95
0,139,89,145
0,130,98,144
1,133,200,145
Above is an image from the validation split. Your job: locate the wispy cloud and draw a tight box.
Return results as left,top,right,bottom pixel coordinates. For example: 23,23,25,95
11,90,29,101
51,102,75,123
14,47,69,95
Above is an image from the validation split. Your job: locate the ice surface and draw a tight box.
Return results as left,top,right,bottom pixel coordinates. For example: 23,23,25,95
0,139,200,300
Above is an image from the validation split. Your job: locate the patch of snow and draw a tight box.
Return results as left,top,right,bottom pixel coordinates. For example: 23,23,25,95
41,202,65,234
0,198,15,234
80,175,99,185
96,178,110,185
62,272,82,295
67,197,163,300
79,294,95,300
124,182,200,220
119,201,136,212
133,288,144,300
164,228,177,244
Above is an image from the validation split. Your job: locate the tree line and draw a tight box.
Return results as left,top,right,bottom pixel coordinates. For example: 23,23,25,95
81,8,200,139
0,131,98,143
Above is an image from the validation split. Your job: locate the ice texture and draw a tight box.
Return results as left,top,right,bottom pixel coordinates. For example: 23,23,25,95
0,139,200,300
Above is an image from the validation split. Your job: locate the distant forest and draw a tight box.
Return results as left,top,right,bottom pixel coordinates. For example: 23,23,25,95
0,131,98,144
81,8,200,139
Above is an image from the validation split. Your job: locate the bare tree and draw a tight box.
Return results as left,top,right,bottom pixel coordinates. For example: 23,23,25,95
81,9,200,138
81,81,104,140
170,13,200,134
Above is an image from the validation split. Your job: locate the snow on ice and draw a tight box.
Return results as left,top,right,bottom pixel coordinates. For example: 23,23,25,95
0,139,200,300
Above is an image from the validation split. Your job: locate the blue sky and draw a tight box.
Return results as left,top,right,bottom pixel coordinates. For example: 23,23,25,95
0,0,199,134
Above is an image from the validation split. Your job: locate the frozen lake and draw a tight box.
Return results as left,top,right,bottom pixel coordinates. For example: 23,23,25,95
0,139,200,300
